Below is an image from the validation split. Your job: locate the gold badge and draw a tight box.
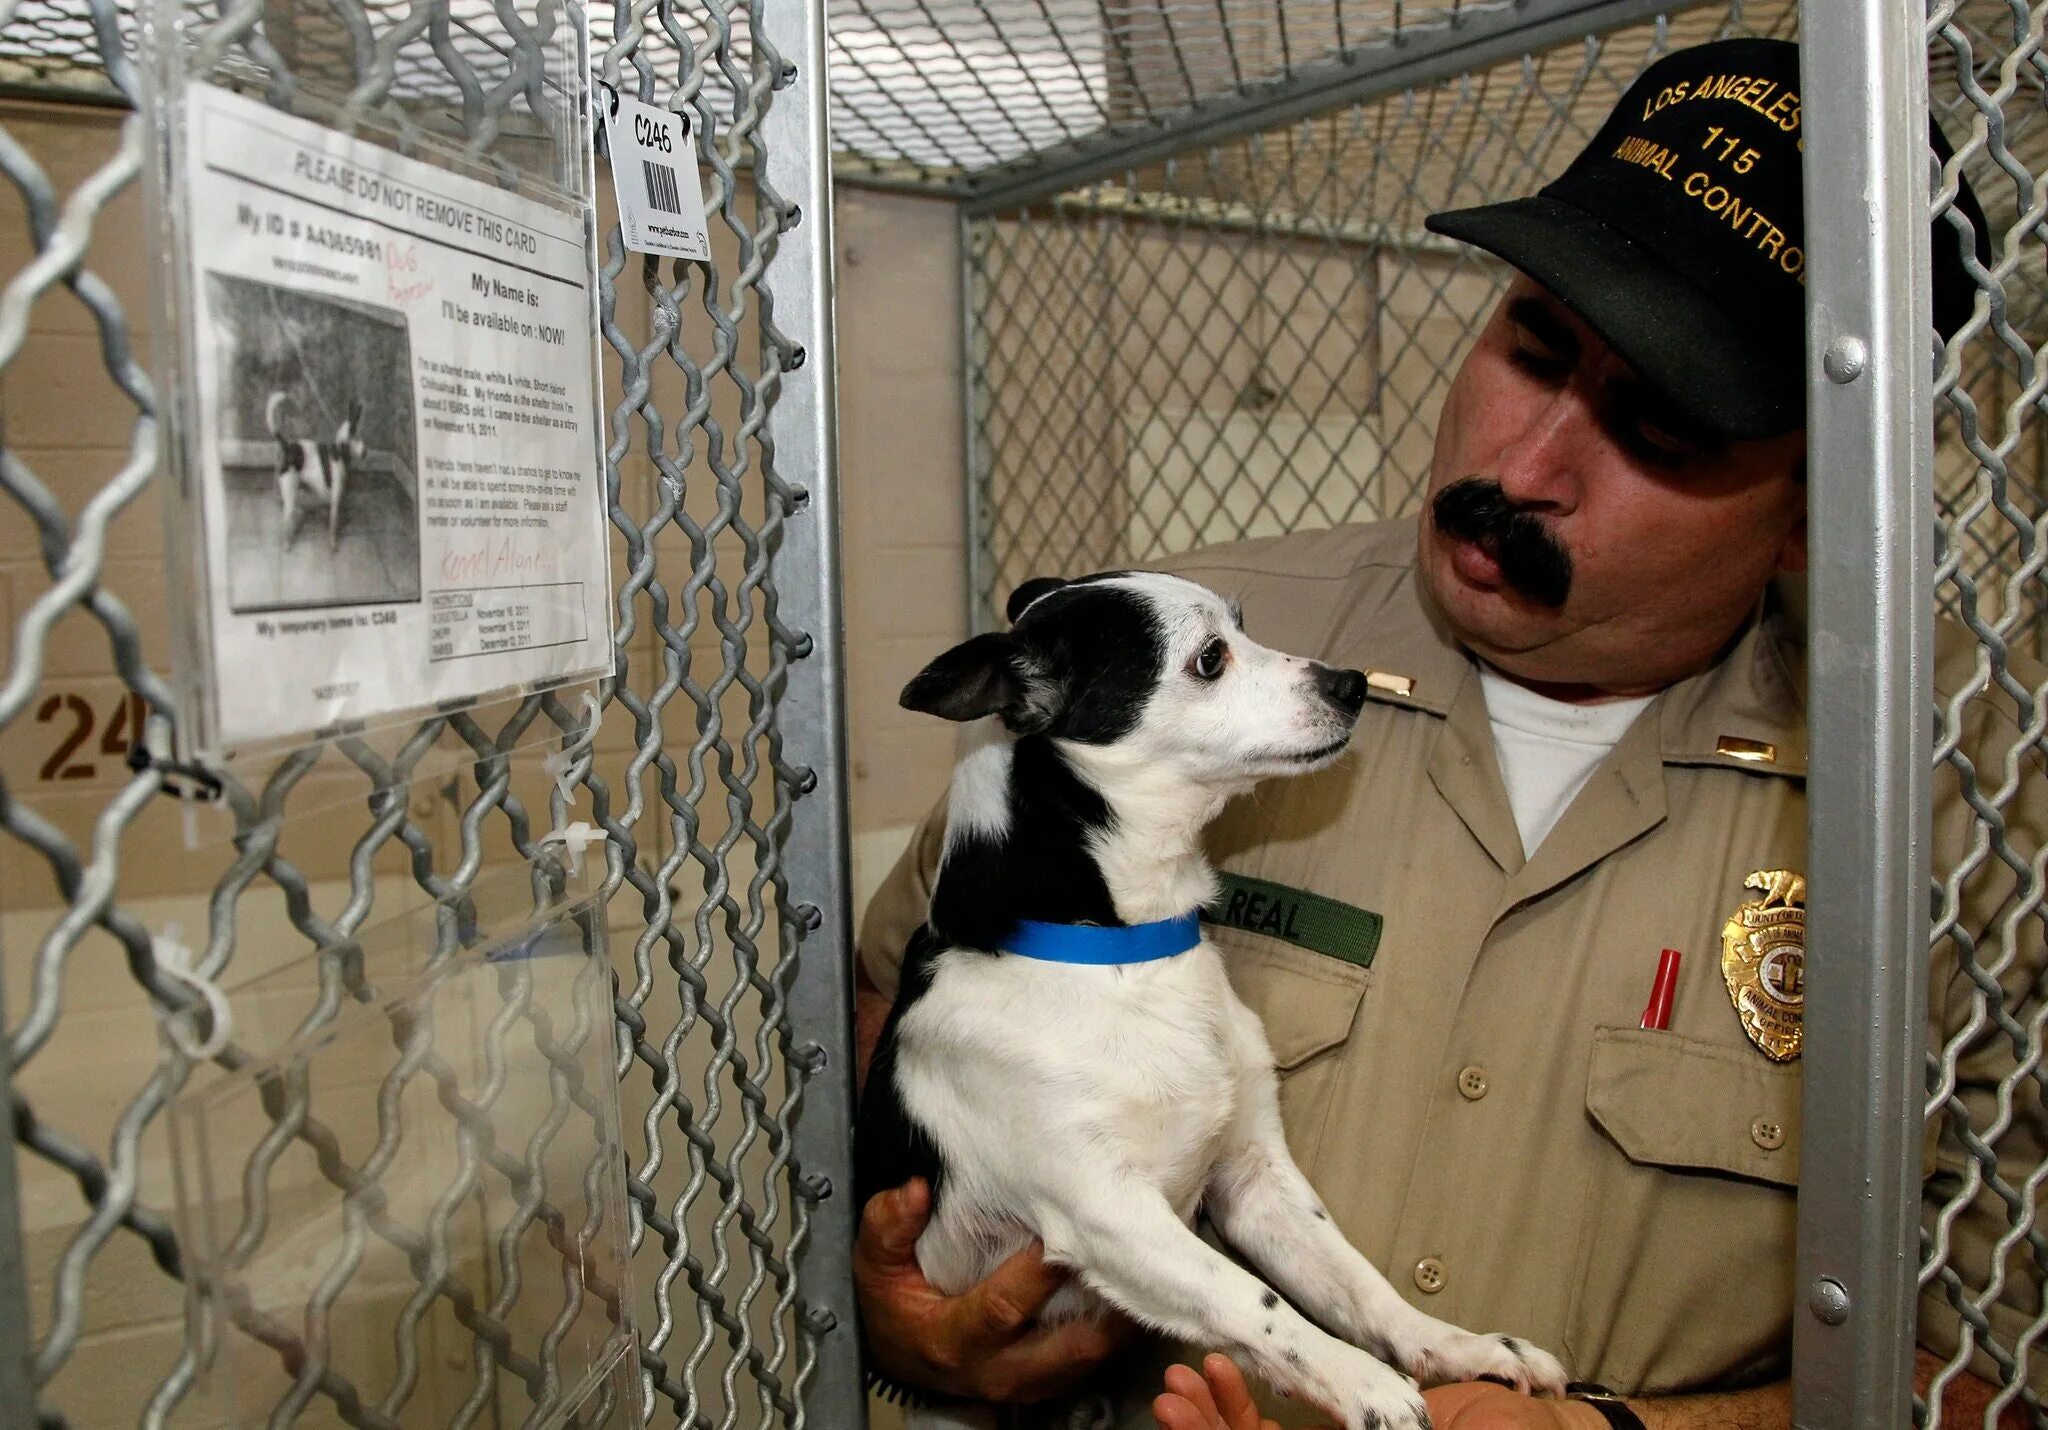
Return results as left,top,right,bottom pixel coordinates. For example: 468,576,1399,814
1722,870,1805,1061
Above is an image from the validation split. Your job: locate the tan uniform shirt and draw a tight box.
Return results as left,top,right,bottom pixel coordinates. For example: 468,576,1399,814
859,517,2045,1416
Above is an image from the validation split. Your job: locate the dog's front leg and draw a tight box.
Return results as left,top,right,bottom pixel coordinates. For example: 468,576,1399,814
279,469,297,548
1207,1007,1567,1396
1037,1179,1428,1430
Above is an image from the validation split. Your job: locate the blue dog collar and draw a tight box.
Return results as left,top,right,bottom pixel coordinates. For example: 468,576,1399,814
1005,913,1203,965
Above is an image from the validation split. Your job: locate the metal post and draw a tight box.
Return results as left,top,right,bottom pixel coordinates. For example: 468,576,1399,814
1793,2,1935,1425
754,0,865,1422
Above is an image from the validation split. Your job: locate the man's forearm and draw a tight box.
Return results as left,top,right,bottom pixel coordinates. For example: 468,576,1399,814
1621,1356,2023,1430
1625,1379,1787,1429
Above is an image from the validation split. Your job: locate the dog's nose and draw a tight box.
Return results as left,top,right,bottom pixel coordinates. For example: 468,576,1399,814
1316,665,1368,714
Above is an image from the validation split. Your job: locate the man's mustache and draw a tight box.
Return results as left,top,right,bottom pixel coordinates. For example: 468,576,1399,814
1430,477,1573,608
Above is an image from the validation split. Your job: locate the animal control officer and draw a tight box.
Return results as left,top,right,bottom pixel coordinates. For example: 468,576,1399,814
851,37,2043,1430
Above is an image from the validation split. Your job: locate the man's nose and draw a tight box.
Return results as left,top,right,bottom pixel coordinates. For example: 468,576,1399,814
1493,391,1588,513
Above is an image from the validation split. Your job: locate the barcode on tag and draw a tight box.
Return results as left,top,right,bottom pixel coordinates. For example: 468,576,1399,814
641,160,681,214
600,91,710,261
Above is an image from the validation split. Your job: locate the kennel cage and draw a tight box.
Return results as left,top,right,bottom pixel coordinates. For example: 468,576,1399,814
0,1,2043,1429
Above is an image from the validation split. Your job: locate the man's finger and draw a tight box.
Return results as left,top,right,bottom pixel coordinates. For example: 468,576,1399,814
957,1239,1068,1338
856,1179,931,1265
1201,1354,1264,1430
1164,1362,1223,1424
1154,1392,1217,1430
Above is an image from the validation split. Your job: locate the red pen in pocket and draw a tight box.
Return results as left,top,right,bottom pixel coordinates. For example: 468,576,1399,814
1640,948,1682,1031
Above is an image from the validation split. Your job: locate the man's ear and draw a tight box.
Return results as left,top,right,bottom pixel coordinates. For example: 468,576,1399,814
899,632,1057,732
1777,508,1808,576
1006,576,1068,624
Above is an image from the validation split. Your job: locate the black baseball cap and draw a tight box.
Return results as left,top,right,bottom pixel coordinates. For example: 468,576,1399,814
1424,38,1986,439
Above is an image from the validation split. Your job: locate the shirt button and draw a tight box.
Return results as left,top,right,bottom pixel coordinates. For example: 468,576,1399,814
1413,1256,1447,1294
1457,1066,1489,1101
1751,1117,1786,1151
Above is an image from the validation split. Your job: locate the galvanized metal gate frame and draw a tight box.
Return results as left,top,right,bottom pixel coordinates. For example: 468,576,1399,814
1794,2,1933,1424
0,0,864,1422
754,1,863,1416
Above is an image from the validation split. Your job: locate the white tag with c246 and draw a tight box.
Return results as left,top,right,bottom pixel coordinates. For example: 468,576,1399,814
601,92,709,261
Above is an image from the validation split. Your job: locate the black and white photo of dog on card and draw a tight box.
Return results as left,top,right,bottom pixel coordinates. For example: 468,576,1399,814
206,274,420,615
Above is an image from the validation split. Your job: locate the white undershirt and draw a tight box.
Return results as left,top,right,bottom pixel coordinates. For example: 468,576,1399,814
1478,667,1657,858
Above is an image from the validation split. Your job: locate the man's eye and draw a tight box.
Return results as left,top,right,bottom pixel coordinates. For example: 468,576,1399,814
1631,420,1703,464
1509,325,1569,376
1191,638,1228,681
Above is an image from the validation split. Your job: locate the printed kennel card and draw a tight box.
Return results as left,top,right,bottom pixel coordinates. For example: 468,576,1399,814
151,81,613,758
599,92,711,261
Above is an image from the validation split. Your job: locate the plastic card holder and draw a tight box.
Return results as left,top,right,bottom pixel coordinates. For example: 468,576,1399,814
168,863,639,1428
135,0,616,788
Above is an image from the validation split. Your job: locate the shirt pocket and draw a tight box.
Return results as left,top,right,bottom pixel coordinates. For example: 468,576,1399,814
1210,927,1372,1175
1564,1027,1800,1390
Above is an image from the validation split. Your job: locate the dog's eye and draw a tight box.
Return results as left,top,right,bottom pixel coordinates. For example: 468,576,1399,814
1191,638,1228,681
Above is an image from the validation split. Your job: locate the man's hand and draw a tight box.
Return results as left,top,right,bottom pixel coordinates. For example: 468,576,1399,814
1152,1355,1606,1430
855,1178,1131,1403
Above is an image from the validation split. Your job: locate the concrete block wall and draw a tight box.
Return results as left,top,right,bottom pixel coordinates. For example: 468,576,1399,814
832,185,967,912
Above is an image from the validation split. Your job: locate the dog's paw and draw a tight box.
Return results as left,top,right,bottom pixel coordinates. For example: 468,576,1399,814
1504,1337,1568,1397
1342,1377,1431,1430
1280,1341,1431,1430
1414,1330,1567,1397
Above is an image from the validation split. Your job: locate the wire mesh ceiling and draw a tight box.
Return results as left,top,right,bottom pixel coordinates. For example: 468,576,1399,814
0,1,1556,172
0,0,1816,190
829,0,1550,186
9,0,2046,221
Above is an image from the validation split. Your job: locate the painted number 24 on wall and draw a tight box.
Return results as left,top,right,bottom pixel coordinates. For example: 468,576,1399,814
35,690,148,783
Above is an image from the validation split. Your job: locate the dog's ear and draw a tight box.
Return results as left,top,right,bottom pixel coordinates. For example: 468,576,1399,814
1006,576,1068,624
900,632,1056,732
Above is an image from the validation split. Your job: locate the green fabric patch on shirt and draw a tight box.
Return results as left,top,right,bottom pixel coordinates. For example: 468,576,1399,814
1200,872,1383,970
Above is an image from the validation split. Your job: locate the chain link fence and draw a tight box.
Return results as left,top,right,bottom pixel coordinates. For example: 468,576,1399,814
0,0,857,1426
1922,0,2048,1423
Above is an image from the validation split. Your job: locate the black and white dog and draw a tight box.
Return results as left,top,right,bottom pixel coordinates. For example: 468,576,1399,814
858,572,1566,1430
266,389,365,551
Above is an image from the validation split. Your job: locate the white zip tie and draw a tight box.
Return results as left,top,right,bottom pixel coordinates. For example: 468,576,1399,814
540,693,607,877
542,690,604,811
539,820,608,876
541,744,581,806
152,924,231,1061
